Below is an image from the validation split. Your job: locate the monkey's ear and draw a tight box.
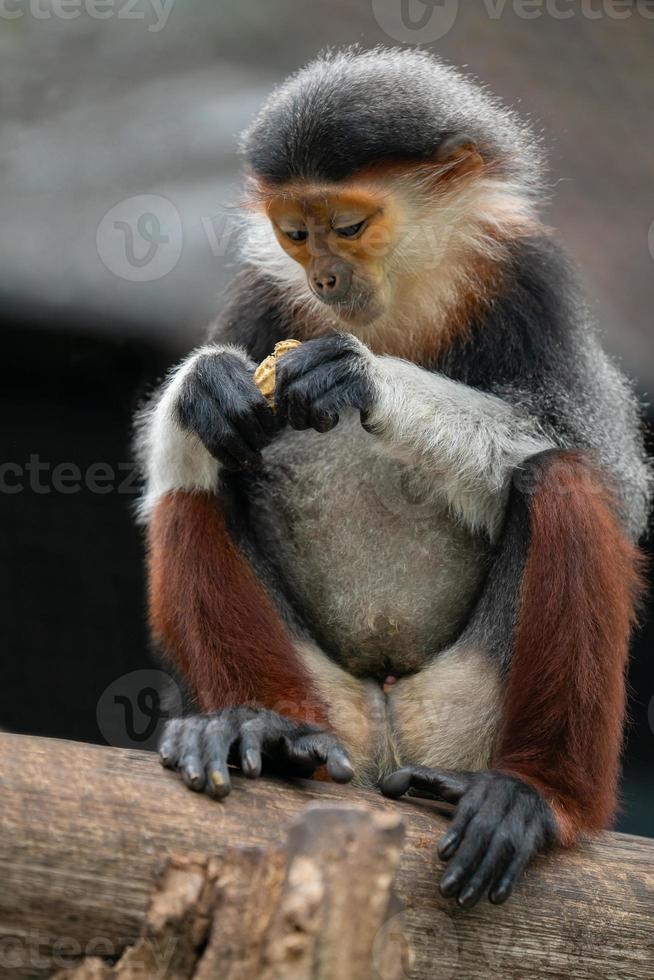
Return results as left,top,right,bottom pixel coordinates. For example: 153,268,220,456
434,134,485,177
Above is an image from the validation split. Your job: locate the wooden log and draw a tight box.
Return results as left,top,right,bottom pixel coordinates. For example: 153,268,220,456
51,806,404,980
0,733,653,979
53,853,219,980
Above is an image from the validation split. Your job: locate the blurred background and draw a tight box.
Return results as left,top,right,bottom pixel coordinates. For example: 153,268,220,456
1,1,652,835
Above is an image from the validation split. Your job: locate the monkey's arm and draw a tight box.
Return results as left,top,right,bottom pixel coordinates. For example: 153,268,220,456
135,346,222,522
384,448,644,905
273,334,551,537
135,265,301,519
135,342,384,796
363,354,551,535
135,337,287,522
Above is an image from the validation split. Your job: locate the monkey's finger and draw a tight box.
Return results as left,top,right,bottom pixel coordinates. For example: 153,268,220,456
275,356,348,418
231,395,275,452
187,391,238,462
158,717,184,769
438,805,498,898
280,732,328,771
284,390,336,432
488,826,539,905
232,411,269,454
222,421,264,466
277,366,343,429
178,719,207,792
310,377,367,422
279,361,355,421
285,389,312,431
281,732,352,781
381,766,471,803
325,743,355,783
213,424,263,471
202,715,240,799
199,419,249,471
237,719,267,779
311,409,339,433
275,338,349,390
308,390,343,432
380,767,413,799
290,733,354,781
238,737,262,778
453,828,517,908
194,363,270,452
411,767,472,801
437,778,490,860
249,390,278,438
203,438,242,472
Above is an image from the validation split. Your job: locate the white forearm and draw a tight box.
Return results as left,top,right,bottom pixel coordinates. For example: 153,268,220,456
134,344,238,521
365,356,552,536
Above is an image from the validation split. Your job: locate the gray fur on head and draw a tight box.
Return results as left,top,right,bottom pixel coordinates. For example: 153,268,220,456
241,46,544,194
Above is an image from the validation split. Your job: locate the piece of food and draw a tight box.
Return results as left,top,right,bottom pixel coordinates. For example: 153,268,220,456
253,339,302,409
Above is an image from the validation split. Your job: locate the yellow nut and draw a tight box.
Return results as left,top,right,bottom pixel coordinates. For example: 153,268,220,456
253,339,302,410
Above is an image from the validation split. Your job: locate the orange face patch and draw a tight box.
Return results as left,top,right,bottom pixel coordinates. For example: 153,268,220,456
250,141,486,282
263,185,399,273
245,150,499,343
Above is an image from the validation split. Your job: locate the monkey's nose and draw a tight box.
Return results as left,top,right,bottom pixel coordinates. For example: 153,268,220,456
312,272,338,292
310,261,352,304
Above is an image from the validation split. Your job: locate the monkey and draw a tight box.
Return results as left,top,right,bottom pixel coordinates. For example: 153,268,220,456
135,48,651,908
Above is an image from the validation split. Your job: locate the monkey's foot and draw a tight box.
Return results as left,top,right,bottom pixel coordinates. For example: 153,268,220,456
380,767,556,907
159,707,354,800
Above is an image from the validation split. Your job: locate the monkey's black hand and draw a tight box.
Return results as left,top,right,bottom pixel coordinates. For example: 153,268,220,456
381,767,556,907
274,333,374,433
176,349,278,471
159,707,354,799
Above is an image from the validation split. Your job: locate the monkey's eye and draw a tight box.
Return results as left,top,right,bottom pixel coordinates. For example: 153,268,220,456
285,229,308,243
334,220,366,239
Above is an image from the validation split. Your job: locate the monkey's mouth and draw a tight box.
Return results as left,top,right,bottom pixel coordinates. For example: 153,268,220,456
328,294,384,326
334,307,378,326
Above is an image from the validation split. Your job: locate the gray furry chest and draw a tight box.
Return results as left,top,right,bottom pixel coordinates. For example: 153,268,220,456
249,412,490,676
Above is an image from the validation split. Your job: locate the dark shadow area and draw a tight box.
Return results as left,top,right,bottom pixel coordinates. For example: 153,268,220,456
1,320,168,743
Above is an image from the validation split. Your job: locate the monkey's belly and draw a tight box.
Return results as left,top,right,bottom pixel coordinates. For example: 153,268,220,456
251,413,490,676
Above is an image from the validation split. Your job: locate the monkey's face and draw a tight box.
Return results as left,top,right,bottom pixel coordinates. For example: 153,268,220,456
264,187,402,325
255,142,487,329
